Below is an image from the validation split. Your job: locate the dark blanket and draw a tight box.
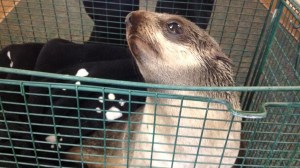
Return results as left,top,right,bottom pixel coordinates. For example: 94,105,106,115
0,39,145,167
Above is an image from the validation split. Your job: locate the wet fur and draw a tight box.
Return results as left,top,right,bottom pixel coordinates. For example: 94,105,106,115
66,11,241,168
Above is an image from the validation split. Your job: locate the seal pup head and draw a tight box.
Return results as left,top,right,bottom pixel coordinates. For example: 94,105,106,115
125,10,234,87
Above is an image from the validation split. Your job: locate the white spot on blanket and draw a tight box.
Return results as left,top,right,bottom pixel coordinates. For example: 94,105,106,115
45,135,57,143
76,68,89,77
7,51,13,67
119,99,126,107
7,51,11,60
108,93,115,100
98,96,104,103
95,107,102,113
106,107,122,120
45,133,62,149
75,81,81,85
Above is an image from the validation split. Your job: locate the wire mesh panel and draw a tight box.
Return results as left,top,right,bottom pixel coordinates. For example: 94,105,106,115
209,0,271,85
0,70,299,167
243,0,300,125
243,103,300,167
0,0,271,86
242,0,300,167
0,0,300,168
0,71,295,168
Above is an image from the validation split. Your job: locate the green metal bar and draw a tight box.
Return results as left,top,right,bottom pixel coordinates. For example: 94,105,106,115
26,0,38,42
245,5,286,111
1,68,300,92
242,0,277,109
78,0,85,42
13,1,25,43
38,0,48,40
126,91,132,168
2,78,299,119
149,93,159,167
234,0,260,83
193,101,211,168
227,0,245,58
296,42,300,72
217,0,232,46
102,88,107,168
218,115,236,167
236,102,300,119
21,83,41,167
2,85,299,120
75,85,84,168
64,0,73,41
51,0,60,38
48,85,62,167
170,96,185,168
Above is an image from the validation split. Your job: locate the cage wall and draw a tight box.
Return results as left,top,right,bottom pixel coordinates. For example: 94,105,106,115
0,0,299,168
0,0,272,86
242,0,300,166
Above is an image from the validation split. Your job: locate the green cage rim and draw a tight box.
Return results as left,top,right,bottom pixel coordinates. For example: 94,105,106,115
1,67,300,119
1,67,300,92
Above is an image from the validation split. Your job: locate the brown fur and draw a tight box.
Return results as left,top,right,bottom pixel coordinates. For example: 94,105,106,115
66,10,241,168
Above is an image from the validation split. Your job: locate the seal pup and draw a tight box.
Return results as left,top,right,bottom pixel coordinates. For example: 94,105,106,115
65,10,241,168
125,10,241,168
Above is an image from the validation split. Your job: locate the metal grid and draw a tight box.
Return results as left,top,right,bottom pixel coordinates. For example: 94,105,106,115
1,70,298,167
241,1,300,167
0,0,299,167
0,0,271,86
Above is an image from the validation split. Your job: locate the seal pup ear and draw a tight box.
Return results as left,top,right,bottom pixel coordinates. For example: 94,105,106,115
214,54,233,67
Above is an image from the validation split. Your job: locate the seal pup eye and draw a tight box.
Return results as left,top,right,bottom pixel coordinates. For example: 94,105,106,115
167,21,183,34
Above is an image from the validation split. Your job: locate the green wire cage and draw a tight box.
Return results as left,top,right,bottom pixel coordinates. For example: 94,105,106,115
0,0,300,167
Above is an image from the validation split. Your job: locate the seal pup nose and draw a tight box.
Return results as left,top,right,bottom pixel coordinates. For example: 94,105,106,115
126,11,146,27
125,12,133,27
